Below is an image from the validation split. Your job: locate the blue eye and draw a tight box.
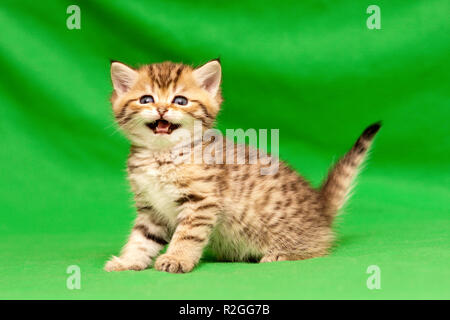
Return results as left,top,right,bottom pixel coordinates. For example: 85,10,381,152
172,96,188,106
139,95,154,104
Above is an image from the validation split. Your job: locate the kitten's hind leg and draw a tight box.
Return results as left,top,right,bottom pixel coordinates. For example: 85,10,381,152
104,210,168,272
259,253,289,263
260,250,327,263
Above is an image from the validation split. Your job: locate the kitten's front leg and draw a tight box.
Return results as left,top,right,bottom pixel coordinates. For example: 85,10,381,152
154,202,218,273
105,209,168,272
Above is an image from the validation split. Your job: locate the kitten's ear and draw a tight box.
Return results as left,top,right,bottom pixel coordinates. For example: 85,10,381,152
193,59,221,97
110,61,139,95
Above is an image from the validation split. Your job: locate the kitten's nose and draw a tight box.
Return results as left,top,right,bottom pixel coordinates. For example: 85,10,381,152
157,107,167,117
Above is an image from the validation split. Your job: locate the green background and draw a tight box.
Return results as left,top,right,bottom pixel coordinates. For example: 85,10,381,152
0,0,448,299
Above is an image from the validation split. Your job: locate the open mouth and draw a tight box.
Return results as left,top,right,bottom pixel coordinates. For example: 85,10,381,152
145,120,181,135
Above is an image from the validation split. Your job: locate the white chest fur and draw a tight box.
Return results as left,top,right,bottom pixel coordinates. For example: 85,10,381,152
128,153,182,226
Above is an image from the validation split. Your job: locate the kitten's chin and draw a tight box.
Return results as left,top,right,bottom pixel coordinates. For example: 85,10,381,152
126,126,193,151
145,120,181,135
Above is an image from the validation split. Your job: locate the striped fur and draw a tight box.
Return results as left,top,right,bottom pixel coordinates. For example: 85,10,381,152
104,60,381,273
320,122,381,219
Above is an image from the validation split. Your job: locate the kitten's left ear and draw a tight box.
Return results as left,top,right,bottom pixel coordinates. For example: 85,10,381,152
193,59,221,97
110,61,139,95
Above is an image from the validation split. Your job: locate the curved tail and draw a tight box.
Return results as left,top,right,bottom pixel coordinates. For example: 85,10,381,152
320,122,381,220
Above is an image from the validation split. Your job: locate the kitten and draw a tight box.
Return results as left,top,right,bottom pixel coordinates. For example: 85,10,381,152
104,59,381,273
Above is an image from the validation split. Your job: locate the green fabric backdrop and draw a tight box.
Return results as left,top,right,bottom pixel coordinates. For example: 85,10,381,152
0,0,448,299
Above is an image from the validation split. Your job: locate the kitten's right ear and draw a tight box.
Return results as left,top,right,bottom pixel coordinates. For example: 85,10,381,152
110,61,139,95
193,59,222,98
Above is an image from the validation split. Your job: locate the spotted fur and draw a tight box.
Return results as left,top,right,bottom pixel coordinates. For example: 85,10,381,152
104,60,381,273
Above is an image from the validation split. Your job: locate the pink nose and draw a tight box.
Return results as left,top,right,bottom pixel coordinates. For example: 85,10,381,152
157,107,167,117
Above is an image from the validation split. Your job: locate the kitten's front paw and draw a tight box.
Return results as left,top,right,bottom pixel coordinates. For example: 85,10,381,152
154,254,195,273
104,255,148,272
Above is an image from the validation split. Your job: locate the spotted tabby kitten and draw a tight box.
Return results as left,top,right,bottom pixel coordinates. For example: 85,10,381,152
104,59,381,273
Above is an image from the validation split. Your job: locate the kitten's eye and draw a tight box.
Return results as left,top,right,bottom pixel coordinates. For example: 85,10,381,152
139,95,154,104
172,96,188,106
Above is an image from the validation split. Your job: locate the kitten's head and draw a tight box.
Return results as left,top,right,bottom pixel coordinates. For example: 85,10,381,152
110,60,222,149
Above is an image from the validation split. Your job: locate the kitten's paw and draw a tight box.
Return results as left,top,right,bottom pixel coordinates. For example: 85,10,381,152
104,256,148,272
259,254,288,263
154,254,195,273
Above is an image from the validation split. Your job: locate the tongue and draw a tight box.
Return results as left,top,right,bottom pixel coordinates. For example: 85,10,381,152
156,120,171,134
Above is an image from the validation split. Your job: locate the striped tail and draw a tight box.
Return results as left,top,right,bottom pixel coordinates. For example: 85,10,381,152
320,122,381,220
